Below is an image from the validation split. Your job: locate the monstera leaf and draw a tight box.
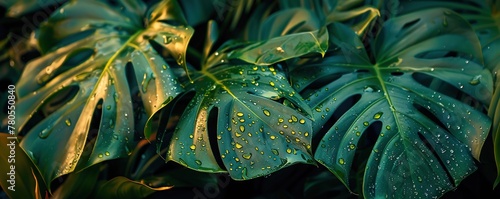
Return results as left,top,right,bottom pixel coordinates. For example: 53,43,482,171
398,0,500,187
146,28,328,180
279,0,381,36
291,9,493,198
15,0,191,188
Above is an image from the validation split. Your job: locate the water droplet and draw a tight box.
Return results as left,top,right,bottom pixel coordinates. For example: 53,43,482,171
299,119,306,124
65,118,72,126
386,125,391,130
364,86,374,92
272,149,279,155
373,112,383,120
469,75,481,85
363,121,369,126
286,148,292,154
195,160,202,165
338,158,345,165
237,112,244,117
276,47,285,53
349,144,356,150
270,135,276,140
239,125,245,132
263,109,271,117
39,128,53,138
304,132,309,137
163,35,172,44
105,151,110,156
235,143,243,149
242,153,252,160
141,73,153,93
98,153,103,158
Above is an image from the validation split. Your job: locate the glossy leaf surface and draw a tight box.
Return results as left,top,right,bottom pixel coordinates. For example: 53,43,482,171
291,9,493,198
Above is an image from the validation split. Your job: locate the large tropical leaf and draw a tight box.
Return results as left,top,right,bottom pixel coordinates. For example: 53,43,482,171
146,28,328,180
15,0,191,188
398,0,500,188
291,8,493,198
279,0,381,36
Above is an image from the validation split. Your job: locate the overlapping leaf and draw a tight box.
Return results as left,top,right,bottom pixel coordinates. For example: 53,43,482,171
291,9,492,198
146,28,328,180
399,0,500,188
279,0,381,36
15,0,192,188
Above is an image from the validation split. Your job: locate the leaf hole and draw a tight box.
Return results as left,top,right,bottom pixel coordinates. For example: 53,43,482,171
348,121,382,193
412,72,482,109
391,72,404,76
299,73,343,96
207,107,227,170
417,132,456,186
413,103,450,133
153,91,196,152
47,29,95,52
401,18,420,30
41,85,79,116
312,94,362,153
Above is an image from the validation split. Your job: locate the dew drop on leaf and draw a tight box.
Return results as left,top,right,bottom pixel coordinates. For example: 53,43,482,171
263,109,271,117
339,158,345,165
373,112,383,120
242,153,252,160
195,160,202,165
235,143,243,149
190,145,196,150
65,118,71,126
39,128,52,138
163,35,172,44
469,75,481,85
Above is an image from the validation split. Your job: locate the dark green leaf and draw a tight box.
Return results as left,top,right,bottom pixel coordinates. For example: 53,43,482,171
92,176,171,199
15,0,191,188
292,8,492,198
147,63,315,180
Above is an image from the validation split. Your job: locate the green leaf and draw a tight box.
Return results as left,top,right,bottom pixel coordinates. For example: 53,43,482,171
51,164,100,199
398,0,500,188
206,28,328,69
92,176,171,199
1,0,66,17
0,134,46,199
147,63,315,180
15,0,192,189
245,8,322,41
279,0,381,36
292,8,492,198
